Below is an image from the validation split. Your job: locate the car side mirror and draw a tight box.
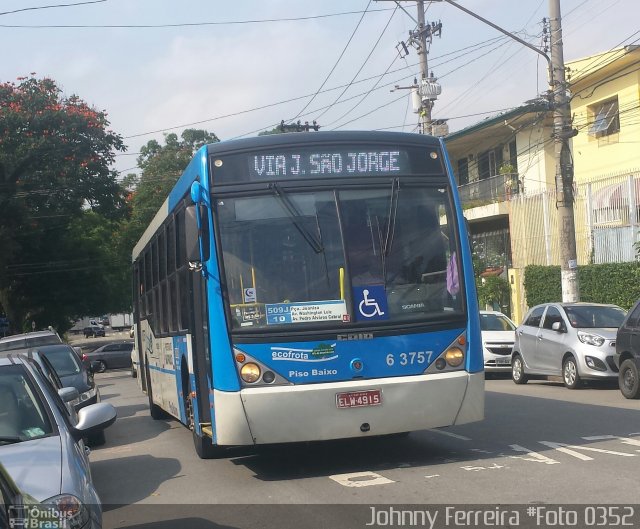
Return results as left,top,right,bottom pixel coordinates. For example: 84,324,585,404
72,402,117,440
58,387,79,403
551,322,565,332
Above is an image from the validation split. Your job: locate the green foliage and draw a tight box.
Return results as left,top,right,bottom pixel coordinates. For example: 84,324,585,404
524,263,640,310
0,76,126,333
523,265,561,307
477,275,511,310
122,129,219,248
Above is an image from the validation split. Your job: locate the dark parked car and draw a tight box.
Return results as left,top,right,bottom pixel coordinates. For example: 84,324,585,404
0,331,62,352
84,341,133,372
0,355,115,529
83,325,105,338
15,345,105,445
615,299,640,399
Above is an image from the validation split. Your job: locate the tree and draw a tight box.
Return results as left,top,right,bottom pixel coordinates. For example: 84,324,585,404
112,129,220,313
0,76,126,333
121,129,219,247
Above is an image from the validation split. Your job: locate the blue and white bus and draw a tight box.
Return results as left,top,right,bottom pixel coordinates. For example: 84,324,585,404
132,131,483,458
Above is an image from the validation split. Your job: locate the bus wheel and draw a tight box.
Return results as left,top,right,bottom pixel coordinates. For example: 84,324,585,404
146,360,167,420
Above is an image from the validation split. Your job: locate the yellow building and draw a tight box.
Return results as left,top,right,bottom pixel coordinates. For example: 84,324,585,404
568,46,640,182
444,46,640,323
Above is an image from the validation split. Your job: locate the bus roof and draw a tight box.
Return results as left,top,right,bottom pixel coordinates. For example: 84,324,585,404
205,130,441,156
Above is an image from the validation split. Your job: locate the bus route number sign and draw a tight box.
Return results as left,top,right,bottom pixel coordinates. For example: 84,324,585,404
336,389,382,409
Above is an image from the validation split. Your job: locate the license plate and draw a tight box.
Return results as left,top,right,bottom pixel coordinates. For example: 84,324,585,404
496,357,511,365
336,389,382,409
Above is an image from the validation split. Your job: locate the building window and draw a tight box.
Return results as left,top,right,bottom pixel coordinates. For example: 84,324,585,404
589,97,620,138
457,158,469,186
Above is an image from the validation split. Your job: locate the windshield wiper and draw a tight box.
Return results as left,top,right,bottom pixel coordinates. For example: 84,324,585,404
0,436,23,445
269,183,324,254
383,178,400,257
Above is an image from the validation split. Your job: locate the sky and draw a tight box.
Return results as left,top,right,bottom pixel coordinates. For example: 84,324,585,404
1,0,638,176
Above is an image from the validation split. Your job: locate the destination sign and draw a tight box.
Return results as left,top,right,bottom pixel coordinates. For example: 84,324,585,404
249,150,407,179
211,144,444,183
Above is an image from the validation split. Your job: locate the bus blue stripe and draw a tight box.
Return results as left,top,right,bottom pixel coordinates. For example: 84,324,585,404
149,365,176,375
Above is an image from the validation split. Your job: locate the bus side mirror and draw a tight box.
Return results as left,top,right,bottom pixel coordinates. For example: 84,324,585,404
185,205,201,263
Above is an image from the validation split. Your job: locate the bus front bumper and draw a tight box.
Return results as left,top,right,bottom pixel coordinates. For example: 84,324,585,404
212,371,484,446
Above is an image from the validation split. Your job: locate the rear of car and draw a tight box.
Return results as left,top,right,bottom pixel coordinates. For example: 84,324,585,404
83,326,105,338
512,303,626,389
615,299,640,399
479,311,516,373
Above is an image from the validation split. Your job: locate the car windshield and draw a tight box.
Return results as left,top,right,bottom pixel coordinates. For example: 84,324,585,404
564,305,626,328
217,185,464,331
480,313,516,331
0,366,53,443
40,348,81,377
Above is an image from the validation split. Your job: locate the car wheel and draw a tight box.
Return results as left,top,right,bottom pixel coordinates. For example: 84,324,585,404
512,354,528,384
563,356,582,389
95,360,107,373
619,359,640,399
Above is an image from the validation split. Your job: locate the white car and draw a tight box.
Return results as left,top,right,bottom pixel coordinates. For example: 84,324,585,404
480,310,516,373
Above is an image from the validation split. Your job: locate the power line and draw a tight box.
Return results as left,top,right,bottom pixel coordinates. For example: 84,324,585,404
0,6,394,29
0,0,106,17
314,4,398,122
121,36,508,140
289,0,372,123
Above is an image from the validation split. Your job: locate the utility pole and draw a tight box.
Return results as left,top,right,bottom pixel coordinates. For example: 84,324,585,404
432,0,579,302
382,1,442,134
549,0,579,302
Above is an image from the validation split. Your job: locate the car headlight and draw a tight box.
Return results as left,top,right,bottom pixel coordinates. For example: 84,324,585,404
38,494,90,529
79,386,97,402
577,331,605,347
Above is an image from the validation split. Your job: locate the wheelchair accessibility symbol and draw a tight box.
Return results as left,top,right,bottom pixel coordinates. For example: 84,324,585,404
353,285,388,321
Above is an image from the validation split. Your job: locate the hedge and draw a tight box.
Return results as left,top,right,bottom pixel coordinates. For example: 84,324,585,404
524,263,640,310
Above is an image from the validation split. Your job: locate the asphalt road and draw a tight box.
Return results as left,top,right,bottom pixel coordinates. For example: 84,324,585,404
89,372,640,528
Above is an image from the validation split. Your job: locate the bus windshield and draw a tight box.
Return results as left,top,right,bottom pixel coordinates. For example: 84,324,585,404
217,181,462,329
217,185,463,331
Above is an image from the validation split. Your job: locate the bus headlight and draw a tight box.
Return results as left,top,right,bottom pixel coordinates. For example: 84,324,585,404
240,363,261,383
444,347,464,367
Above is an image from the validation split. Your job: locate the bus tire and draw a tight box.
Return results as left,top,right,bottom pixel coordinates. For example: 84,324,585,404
146,360,168,420
193,430,223,459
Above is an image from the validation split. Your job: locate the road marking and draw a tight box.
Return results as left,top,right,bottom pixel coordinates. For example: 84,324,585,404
508,444,560,465
539,441,636,460
428,429,472,441
425,474,440,479
461,463,505,472
583,435,640,448
329,471,395,488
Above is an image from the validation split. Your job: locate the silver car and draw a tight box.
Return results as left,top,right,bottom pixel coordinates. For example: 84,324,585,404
512,302,626,389
0,355,116,528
